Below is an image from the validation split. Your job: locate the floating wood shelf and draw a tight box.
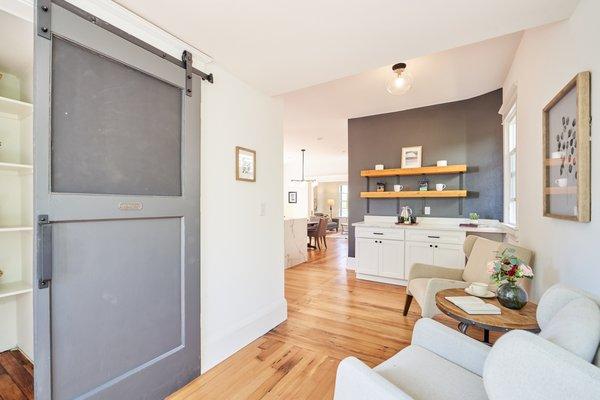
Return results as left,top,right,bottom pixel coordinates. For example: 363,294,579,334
361,190,467,199
544,186,577,195
361,164,467,177
544,158,564,167
0,95,33,119
0,281,33,299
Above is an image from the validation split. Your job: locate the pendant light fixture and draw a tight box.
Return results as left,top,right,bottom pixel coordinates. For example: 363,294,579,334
291,149,316,182
386,62,413,95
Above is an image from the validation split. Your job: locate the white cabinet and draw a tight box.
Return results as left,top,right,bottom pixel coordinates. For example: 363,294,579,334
356,238,380,275
356,238,405,280
380,240,405,279
434,243,464,268
355,225,466,286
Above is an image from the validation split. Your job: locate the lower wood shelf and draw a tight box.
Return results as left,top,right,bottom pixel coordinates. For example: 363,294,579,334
0,281,33,299
361,190,467,199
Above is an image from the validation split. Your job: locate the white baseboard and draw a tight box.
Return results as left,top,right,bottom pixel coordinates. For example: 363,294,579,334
201,299,287,373
356,273,406,286
346,257,357,270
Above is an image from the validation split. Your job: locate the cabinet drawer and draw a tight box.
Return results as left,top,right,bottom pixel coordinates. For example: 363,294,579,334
405,229,465,245
355,227,404,240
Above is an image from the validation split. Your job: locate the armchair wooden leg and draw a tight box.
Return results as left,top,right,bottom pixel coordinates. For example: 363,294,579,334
402,294,413,316
323,236,327,249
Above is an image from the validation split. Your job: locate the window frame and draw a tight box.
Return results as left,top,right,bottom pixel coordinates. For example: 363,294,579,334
339,184,348,218
502,99,518,229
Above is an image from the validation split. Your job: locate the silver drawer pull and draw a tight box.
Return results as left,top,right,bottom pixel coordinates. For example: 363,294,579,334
373,232,384,235
427,235,440,239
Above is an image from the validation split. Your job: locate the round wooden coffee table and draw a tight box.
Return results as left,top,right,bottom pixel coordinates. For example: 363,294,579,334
435,288,540,343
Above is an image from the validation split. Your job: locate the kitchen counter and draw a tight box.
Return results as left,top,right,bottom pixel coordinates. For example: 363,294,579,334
352,216,505,234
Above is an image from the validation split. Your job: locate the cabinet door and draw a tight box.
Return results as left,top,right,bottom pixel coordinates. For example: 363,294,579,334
405,241,434,277
380,240,405,279
356,238,380,275
433,243,465,268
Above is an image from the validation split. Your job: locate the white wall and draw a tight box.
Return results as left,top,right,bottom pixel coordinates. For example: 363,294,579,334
201,64,285,371
503,0,600,299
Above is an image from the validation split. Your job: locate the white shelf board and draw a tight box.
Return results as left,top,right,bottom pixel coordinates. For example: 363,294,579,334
0,281,33,299
0,162,33,173
0,96,33,118
0,226,33,233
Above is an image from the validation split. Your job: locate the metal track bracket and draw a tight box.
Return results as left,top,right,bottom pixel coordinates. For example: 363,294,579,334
37,0,52,39
182,50,193,97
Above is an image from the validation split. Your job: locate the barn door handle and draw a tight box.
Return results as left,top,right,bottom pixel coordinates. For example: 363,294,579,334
37,215,53,289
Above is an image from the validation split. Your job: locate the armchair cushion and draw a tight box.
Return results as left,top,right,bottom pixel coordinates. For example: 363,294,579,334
539,297,600,363
484,330,600,400
411,318,491,376
374,345,487,400
408,263,464,281
461,238,533,284
408,278,469,318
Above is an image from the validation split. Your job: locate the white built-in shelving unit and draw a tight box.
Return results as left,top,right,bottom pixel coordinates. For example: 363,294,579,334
0,8,34,361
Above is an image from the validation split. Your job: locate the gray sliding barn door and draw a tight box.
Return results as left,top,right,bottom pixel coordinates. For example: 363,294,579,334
33,3,201,399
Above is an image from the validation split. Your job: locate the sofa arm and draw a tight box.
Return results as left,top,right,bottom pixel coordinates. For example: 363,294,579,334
484,330,600,400
408,263,464,281
334,357,414,400
411,318,490,376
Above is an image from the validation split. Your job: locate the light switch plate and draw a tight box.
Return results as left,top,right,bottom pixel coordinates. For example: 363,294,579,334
424,206,431,215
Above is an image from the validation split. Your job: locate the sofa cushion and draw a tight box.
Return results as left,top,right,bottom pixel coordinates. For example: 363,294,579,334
539,297,600,363
374,345,487,400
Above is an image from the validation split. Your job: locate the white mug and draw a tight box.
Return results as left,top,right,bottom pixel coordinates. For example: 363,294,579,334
555,178,568,187
435,183,446,191
393,184,403,192
436,160,448,167
469,282,489,296
551,151,565,159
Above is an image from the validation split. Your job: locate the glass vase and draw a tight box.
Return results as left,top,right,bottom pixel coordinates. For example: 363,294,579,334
497,282,528,310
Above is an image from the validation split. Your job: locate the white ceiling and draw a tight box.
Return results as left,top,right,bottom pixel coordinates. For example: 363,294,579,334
0,9,33,83
115,0,578,96
281,32,523,178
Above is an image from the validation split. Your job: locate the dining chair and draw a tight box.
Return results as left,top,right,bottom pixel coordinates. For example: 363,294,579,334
308,218,328,250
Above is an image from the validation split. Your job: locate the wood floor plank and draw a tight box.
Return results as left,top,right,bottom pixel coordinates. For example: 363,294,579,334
169,237,495,399
0,351,33,400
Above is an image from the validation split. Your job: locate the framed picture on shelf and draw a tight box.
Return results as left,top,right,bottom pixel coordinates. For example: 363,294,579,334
235,146,256,182
542,71,591,222
401,146,422,169
288,191,297,203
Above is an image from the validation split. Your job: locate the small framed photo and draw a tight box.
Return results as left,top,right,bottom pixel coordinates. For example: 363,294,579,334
401,146,422,169
236,146,256,182
288,191,298,203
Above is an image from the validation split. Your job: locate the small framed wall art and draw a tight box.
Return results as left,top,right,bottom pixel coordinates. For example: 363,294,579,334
235,146,256,182
542,71,591,222
288,191,298,203
401,146,422,169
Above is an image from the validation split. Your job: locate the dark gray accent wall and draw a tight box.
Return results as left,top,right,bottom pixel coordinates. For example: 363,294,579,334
348,89,503,257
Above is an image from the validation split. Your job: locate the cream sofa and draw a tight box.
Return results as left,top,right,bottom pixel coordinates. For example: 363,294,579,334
334,284,600,400
404,235,533,318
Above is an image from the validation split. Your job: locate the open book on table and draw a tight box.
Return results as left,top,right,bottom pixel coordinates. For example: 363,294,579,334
445,296,501,315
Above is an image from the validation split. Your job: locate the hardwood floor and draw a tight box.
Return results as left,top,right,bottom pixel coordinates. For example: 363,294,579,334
169,238,494,400
0,350,33,400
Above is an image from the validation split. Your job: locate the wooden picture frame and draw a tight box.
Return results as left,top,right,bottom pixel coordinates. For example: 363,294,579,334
235,146,256,182
288,191,297,203
401,146,422,169
542,71,591,222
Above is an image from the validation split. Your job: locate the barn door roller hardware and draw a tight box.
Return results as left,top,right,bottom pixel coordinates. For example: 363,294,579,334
36,0,214,84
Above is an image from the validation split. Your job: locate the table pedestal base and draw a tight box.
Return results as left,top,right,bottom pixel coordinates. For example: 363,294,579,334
457,322,490,343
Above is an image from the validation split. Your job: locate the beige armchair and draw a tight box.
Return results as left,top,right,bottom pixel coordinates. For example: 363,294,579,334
403,235,533,318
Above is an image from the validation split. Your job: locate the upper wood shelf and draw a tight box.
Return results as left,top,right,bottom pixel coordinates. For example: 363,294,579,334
361,190,467,199
361,164,467,177
0,96,33,119
544,186,577,195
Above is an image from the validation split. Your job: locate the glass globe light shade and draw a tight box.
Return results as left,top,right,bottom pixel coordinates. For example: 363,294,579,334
386,70,413,95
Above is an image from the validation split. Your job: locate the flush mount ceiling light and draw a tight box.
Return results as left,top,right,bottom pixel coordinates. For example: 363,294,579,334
386,62,413,95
